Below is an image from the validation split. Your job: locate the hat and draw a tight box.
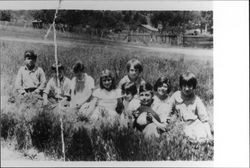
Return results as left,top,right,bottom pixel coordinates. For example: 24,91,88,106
24,50,37,59
51,62,64,71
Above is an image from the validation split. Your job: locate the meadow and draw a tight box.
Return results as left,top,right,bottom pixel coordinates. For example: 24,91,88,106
0,27,213,161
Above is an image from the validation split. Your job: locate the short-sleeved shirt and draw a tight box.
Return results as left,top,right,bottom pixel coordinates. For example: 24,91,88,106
118,75,145,92
169,91,209,122
15,65,46,93
70,73,95,107
44,76,71,99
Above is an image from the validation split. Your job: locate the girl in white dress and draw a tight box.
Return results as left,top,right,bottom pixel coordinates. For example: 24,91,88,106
169,72,213,142
152,76,172,123
86,69,122,127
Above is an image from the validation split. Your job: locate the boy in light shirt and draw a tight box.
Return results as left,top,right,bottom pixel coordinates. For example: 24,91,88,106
43,62,71,107
15,50,46,96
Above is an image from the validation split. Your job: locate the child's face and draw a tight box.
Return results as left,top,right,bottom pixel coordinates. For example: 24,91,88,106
139,91,153,106
157,83,169,97
181,84,194,97
123,91,133,102
102,77,112,90
128,66,140,81
25,57,36,68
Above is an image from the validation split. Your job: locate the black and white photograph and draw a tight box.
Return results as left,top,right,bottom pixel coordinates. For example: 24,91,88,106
0,0,248,167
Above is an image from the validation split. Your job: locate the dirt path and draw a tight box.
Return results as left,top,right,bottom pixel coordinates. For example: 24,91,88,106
0,36,213,61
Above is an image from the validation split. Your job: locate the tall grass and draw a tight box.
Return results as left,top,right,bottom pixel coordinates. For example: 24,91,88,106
0,38,213,161
1,98,214,161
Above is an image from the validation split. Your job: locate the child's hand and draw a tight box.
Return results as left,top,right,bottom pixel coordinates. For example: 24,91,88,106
146,113,153,123
132,110,140,118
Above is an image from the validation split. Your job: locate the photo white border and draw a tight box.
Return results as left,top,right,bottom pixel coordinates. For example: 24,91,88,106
0,0,249,167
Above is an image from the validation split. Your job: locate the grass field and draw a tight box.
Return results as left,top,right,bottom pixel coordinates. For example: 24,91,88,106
0,26,213,161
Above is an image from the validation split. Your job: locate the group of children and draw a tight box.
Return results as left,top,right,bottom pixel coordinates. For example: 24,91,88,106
15,50,213,142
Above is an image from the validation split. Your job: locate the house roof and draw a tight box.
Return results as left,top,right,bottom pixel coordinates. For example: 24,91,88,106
141,24,158,32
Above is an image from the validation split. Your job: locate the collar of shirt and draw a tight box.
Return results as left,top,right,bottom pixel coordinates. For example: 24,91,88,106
24,65,38,72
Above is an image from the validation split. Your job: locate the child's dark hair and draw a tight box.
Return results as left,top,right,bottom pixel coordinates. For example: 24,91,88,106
154,76,172,94
24,50,37,60
72,61,85,73
121,82,137,96
179,72,197,89
51,62,64,71
100,69,116,90
139,82,153,94
126,58,143,73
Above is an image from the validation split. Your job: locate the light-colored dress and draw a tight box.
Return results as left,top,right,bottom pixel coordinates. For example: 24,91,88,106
169,91,212,142
152,95,172,123
70,73,95,108
90,88,122,125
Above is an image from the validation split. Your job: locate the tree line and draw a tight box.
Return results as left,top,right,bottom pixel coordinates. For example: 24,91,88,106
0,10,213,35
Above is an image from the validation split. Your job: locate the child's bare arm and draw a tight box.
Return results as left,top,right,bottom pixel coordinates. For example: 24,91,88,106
196,97,209,122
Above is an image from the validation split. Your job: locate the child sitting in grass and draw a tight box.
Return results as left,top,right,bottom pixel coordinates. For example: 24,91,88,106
152,76,172,123
15,50,46,96
118,58,145,93
120,82,140,127
169,72,213,142
133,83,167,138
43,62,71,108
84,69,123,126
70,61,95,109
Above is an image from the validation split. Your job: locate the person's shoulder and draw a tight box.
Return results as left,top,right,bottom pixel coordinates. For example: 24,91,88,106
71,76,76,81
47,77,55,86
194,95,204,104
120,75,129,83
153,95,160,102
85,73,94,80
170,90,182,102
172,90,181,98
140,78,146,84
18,66,26,71
64,77,71,83
130,98,141,107
93,88,102,97
37,66,45,72
115,88,123,98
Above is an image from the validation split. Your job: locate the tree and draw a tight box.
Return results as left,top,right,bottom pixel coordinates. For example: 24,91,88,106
150,11,206,35
0,10,11,21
